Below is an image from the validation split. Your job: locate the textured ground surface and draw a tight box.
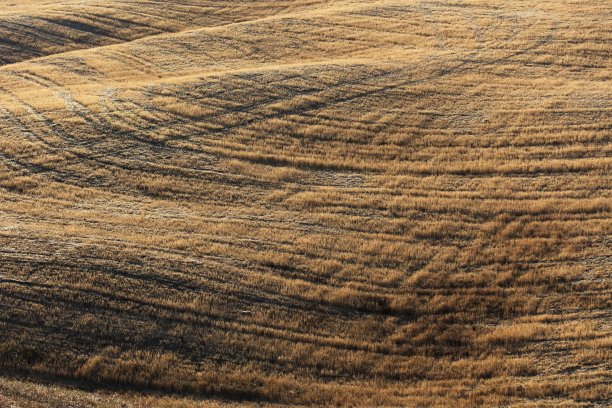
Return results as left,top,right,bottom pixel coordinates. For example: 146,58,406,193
0,0,610,406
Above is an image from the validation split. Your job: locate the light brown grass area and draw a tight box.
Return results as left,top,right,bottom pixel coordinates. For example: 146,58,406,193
0,0,610,406
0,375,285,408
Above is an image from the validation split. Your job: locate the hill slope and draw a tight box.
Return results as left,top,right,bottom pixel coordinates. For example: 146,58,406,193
0,0,610,406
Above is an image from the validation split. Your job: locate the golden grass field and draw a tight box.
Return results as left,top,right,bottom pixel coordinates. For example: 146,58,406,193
0,0,610,406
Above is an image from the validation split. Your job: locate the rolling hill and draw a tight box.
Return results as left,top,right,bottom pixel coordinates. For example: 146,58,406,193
0,0,610,406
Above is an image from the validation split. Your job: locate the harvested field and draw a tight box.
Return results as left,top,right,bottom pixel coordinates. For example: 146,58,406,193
0,0,610,406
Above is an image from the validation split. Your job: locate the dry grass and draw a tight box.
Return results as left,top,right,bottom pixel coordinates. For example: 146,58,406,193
0,0,610,406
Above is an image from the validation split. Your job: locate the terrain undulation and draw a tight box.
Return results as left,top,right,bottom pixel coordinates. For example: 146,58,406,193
0,0,610,406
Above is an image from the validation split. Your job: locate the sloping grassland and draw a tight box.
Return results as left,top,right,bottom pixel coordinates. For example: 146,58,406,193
0,0,610,406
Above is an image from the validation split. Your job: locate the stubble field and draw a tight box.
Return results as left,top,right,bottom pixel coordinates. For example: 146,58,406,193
0,0,610,406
